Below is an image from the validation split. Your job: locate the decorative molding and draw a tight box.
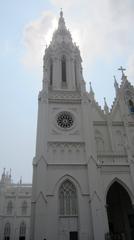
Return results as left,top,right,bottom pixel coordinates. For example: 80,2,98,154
48,90,81,101
97,152,127,158
93,121,107,126
47,141,85,152
112,121,124,126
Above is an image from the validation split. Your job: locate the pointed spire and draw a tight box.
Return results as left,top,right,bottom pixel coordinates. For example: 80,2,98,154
9,168,12,179
104,97,109,114
1,168,6,183
114,75,119,95
58,8,66,30
89,82,95,99
20,176,22,184
51,10,72,46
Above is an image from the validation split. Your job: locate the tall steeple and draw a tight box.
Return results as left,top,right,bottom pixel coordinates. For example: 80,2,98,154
43,10,84,91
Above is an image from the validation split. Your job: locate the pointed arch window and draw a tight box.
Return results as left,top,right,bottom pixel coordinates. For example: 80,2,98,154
61,55,66,83
50,59,53,86
21,200,27,215
59,180,77,216
7,201,13,215
128,99,134,113
4,223,10,240
19,222,26,239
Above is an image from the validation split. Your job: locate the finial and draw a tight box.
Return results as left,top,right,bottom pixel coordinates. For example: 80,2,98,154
2,168,6,178
104,97,109,114
58,8,66,30
9,168,12,178
20,176,22,184
114,75,119,95
118,66,126,78
60,8,63,18
89,82,93,93
89,82,95,99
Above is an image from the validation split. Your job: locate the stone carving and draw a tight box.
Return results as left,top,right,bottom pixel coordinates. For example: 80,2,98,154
48,90,81,100
47,142,85,152
57,111,74,129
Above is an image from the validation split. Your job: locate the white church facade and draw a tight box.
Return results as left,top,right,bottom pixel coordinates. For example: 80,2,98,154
1,11,134,240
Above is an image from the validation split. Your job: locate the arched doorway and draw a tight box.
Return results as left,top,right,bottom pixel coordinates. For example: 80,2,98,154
106,181,134,240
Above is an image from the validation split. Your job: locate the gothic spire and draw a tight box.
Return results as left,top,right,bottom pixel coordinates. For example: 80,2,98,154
104,97,109,114
89,82,95,99
114,75,119,96
58,9,66,30
51,10,72,45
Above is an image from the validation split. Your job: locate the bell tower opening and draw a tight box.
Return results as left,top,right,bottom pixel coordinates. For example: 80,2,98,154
61,55,67,85
106,181,134,240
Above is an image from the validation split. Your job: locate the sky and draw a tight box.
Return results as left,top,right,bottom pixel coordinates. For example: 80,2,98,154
0,0,134,183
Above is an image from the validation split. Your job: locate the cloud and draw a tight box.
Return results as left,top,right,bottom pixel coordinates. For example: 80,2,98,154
22,11,57,69
22,0,134,80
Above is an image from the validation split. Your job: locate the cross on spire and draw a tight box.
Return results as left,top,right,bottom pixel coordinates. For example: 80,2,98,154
118,66,126,77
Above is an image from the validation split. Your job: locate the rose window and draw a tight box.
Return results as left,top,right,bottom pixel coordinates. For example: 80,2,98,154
57,111,74,129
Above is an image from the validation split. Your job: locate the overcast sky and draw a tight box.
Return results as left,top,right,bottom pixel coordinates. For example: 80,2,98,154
0,0,134,183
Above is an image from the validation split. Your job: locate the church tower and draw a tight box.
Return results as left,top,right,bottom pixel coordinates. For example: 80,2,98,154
30,11,134,240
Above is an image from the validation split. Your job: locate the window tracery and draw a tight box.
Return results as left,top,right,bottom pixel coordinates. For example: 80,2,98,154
19,222,26,237
57,111,74,129
59,180,77,216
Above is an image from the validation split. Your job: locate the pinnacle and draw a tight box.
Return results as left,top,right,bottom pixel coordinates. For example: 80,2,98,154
50,10,72,46
58,8,66,30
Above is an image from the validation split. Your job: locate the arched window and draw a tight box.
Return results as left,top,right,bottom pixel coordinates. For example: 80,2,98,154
7,201,13,215
21,201,27,215
128,99,134,113
19,222,26,240
50,59,53,86
59,180,77,216
4,222,10,240
61,55,66,83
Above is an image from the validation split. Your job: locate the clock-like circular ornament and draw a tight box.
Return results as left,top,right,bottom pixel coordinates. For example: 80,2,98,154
57,111,74,129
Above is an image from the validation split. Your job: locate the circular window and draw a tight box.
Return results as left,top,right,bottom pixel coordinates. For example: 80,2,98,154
57,111,74,129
